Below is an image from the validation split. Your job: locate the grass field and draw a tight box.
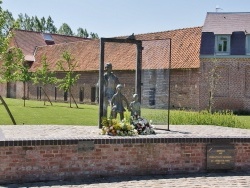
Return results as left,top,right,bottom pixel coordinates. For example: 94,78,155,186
0,98,249,129
0,98,98,125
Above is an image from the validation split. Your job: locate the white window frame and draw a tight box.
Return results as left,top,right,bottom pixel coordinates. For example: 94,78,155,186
246,35,250,55
215,35,230,55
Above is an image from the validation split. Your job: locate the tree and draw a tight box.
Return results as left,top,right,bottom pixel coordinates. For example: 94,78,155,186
0,0,20,124
77,27,89,38
40,17,46,32
17,13,34,31
1,10,15,36
90,32,99,39
0,3,11,53
0,1,21,82
16,61,32,107
0,47,24,83
33,16,43,32
0,47,26,107
206,58,221,113
8,10,98,37
46,16,57,33
32,55,57,105
56,51,80,108
58,23,74,36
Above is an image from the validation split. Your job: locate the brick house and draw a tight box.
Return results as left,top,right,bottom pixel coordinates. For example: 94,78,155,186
2,27,201,110
4,12,250,111
200,12,250,112
1,30,89,98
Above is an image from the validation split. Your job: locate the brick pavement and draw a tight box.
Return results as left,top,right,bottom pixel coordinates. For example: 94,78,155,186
0,124,250,140
1,172,250,188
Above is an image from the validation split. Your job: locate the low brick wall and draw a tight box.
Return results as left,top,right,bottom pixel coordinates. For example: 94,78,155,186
0,137,249,184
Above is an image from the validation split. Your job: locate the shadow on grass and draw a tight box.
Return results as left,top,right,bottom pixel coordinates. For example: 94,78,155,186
24,106,47,109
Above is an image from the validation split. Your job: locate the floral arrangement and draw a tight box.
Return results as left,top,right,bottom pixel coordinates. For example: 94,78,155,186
101,116,155,136
131,115,156,135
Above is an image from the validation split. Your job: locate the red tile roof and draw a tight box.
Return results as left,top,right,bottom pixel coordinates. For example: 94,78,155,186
134,27,202,69
29,27,202,72
202,12,250,34
12,29,89,60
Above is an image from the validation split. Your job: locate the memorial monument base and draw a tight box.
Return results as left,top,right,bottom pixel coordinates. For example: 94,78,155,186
0,125,249,184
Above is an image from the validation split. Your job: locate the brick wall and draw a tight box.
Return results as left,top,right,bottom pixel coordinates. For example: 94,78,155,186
0,138,249,184
0,83,7,96
20,68,200,110
200,58,250,111
235,143,250,171
141,69,200,109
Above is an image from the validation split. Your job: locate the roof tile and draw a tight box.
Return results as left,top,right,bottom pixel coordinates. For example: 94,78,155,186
202,12,250,34
29,27,202,71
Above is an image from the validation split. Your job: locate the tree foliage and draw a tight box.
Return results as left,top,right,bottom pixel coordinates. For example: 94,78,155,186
56,51,80,108
0,47,24,83
13,11,98,38
32,55,57,105
46,16,57,33
0,0,24,83
58,23,74,36
90,32,99,39
32,55,57,85
77,27,89,38
16,61,32,107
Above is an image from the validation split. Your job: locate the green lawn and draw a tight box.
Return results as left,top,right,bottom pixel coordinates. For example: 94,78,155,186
0,98,98,125
0,98,249,129
237,115,250,127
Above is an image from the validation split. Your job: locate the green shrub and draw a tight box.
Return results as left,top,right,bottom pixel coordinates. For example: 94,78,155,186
143,109,247,129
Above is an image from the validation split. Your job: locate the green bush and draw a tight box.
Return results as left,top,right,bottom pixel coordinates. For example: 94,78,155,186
143,109,247,129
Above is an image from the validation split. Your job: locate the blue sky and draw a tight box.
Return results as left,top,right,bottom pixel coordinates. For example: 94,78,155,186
2,0,250,38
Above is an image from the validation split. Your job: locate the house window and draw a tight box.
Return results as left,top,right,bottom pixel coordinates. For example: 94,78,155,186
43,33,54,42
215,35,230,55
42,33,55,45
246,35,250,55
79,87,84,102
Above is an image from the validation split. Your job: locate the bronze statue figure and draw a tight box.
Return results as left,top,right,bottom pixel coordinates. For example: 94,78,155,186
110,84,130,120
103,63,120,117
130,93,141,117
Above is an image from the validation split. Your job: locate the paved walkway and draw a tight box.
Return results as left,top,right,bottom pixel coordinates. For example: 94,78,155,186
1,172,250,188
0,125,250,140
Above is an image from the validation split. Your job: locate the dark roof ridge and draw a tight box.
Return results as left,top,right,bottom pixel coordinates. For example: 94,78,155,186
34,39,97,51
137,26,202,36
114,26,202,38
13,29,92,40
207,12,250,14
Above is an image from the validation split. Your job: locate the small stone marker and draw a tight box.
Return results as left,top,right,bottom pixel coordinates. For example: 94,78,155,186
78,141,95,152
207,144,235,170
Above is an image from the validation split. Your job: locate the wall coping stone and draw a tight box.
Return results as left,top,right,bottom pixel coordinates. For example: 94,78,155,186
0,125,249,146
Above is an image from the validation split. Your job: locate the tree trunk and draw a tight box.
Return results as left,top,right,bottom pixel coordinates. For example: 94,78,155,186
0,95,16,125
41,87,53,106
70,93,79,108
69,86,72,108
23,81,26,107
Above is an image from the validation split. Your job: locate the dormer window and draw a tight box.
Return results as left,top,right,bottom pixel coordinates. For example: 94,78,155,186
246,35,250,55
42,33,55,45
215,35,230,55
